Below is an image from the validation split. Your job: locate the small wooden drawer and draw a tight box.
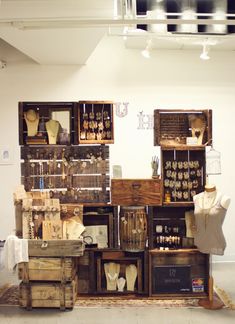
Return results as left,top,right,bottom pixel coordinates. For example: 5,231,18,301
28,239,84,257
19,278,77,310
18,257,77,283
111,179,162,206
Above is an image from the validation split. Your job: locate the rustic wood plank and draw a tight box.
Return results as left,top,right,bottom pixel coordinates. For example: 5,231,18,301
28,239,84,257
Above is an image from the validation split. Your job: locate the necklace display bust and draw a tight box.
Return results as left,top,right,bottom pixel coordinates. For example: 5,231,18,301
193,184,231,255
46,119,60,144
24,109,39,136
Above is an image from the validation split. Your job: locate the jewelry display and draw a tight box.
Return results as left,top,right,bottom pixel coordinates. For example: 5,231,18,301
79,102,113,143
24,109,40,137
126,264,137,291
117,277,126,292
104,262,120,291
163,156,203,202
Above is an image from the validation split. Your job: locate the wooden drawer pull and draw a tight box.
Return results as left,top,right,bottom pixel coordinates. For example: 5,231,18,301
41,241,48,249
132,183,141,190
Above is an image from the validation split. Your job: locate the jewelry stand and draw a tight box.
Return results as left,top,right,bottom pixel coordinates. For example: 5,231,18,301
198,255,224,310
104,262,120,291
126,264,137,291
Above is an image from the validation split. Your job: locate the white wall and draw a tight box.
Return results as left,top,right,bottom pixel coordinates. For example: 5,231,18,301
1,36,235,262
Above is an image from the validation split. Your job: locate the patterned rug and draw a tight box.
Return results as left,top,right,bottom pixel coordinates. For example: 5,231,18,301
0,285,233,309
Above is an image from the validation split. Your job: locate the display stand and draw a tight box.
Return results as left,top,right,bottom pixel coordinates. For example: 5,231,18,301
199,255,224,310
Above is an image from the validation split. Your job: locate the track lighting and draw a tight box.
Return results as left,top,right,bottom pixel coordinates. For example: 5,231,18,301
200,43,210,60
141,39,153,59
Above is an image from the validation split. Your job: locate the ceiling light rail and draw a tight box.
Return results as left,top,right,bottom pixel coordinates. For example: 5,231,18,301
1,16,235,30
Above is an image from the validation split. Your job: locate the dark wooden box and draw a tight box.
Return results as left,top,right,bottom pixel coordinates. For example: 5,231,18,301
111,179,162,206
19,102,77,146
148,206,193,250
77,101,114,144
154,109,212,147
161,146,206,205
149,249,209,298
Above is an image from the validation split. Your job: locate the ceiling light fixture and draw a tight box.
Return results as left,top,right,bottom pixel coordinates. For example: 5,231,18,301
141,39,153,59
200,42,210,60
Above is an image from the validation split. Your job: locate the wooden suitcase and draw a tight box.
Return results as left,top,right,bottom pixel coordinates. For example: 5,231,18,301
18,257,77,283
19,278,77,309
28,239,84,257
111,179,162,206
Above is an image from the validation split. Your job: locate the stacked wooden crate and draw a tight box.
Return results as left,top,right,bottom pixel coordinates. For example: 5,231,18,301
18,240,83,310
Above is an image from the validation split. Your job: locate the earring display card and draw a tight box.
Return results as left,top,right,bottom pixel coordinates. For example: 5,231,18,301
78,101,114,144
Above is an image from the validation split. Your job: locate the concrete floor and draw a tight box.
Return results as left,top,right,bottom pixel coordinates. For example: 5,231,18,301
0,263,235,324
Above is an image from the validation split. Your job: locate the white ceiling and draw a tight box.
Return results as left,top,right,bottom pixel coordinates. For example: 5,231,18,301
0,0,113,65
0,0,235,65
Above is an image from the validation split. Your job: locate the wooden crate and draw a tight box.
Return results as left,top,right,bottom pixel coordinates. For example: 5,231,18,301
28,239,84,257
97,255,143,294
20,145,110,204
19,278,77,309
18,101,76,146
77,101,114,144
161,146,206,205
148,206,193,250
111,179,162,206
77,251,95,294
18,257,77,283
149,249,209,298
154,109,212,147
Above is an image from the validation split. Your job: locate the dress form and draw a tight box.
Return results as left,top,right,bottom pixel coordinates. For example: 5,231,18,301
24,109,39,136
194,184,231,310
46,120,60,144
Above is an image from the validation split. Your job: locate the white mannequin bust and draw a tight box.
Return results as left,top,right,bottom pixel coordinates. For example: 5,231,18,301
194,184,231,210
46,119,60,144
24,109,39,136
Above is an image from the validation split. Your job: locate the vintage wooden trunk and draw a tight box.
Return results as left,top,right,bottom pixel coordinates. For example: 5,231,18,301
28,239,84,257
111,179,162,206
154,109,212,147
149,249,209,298
19,278,77,309
18,257,77,283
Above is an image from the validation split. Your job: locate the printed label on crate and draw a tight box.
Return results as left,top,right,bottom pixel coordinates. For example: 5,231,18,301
192,278,205,293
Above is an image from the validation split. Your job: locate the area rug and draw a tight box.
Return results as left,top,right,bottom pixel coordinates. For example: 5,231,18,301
0,285,233,309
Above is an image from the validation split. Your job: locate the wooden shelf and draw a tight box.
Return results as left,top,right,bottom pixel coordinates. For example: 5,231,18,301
163,202,194,207
149,248,200,254
161,145,206,151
